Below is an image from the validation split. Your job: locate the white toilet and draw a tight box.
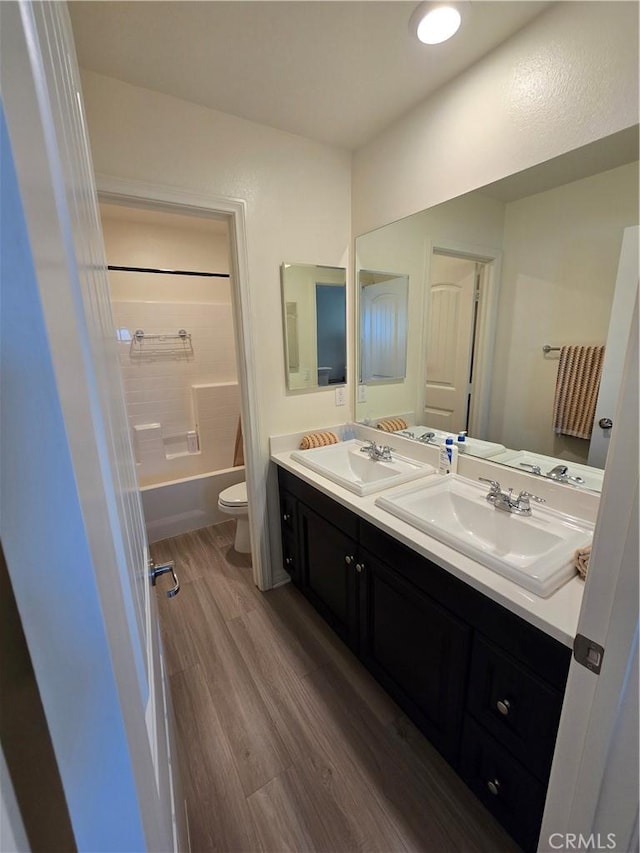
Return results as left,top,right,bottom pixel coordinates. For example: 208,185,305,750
217,481,251,553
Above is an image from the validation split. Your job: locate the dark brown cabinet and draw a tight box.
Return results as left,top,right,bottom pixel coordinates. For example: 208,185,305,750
297,501,359,649
359,550,470,762
277,465,571,851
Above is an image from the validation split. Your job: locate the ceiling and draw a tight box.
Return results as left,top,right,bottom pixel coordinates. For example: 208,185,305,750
69,1,551,151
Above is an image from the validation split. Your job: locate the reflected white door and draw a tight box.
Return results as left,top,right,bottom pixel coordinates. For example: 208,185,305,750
1,3,181,849
588,226,639,467
361,276,408,381
424,254,477,432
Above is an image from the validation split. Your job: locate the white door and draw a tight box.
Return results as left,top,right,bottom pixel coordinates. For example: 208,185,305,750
360,276,408,381
588,226,639,467
1,3,181,849
424,254,477,432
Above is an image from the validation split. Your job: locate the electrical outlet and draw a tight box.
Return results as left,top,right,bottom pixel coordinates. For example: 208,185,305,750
357,385,367,403
335,386,346,406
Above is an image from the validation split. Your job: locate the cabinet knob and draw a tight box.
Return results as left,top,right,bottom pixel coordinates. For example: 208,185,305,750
496,699,511,716
285,557,293,566
355,562,364,573
487,778,501,797
282,513,291,523
345,555,353,565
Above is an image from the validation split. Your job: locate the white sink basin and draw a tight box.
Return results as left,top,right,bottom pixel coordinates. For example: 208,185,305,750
491,450,604,493
291,439,434,496
394,426,506,459
375,476,593,597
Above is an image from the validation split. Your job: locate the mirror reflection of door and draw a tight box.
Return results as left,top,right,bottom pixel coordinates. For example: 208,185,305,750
424,253,484,433
315,283,346,384
360,272,408,382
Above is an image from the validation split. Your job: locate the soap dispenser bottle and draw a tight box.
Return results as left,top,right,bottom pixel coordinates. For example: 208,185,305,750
439,435,458,475
457,430,467,453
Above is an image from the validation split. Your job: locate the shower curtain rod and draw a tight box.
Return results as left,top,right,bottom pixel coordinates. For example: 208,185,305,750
107,264,230,278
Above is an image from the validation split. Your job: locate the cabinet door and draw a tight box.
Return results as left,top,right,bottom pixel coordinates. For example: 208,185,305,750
359,551,470,761
279,490,299,582
298,503,359,649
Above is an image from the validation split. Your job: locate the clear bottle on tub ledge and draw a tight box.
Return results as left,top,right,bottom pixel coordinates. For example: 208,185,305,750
439,436,459,474
457,431,467,453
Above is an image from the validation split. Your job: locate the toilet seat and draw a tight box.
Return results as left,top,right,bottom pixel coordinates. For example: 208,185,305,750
218,481,248,508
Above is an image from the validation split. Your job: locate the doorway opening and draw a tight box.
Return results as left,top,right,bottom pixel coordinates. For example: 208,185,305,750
98,194,258,576
423,251,488,436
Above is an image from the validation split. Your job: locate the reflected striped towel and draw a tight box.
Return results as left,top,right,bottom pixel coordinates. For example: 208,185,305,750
552,345,605,439
299,431,340,449
376,417,408,433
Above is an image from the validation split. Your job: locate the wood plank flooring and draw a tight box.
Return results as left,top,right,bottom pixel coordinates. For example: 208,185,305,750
151,523,520,853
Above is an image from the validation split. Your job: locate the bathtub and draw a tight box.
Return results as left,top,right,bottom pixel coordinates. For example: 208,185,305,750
140,465,245,543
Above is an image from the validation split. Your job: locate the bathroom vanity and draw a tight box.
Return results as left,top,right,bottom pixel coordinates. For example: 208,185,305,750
273,444,589,852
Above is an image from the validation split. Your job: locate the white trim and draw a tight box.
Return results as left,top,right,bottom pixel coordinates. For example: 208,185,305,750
95,175,271,590
419,239,502,438
540,294,639,850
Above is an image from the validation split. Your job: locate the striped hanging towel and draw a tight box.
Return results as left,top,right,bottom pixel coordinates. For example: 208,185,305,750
552,345,605,439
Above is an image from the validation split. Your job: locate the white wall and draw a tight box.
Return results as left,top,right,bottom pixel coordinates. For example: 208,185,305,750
355,192,505,421
81,71,352,445
352,1,639,235
490,161,639,461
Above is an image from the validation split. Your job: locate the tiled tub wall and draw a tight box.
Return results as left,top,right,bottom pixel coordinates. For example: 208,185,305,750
113,297,240,486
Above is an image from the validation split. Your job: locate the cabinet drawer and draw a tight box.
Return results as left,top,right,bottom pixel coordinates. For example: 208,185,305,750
460,715,545,853
467,635,564,781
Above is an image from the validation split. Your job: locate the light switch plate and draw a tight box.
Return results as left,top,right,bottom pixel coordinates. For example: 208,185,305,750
335,386,346,406
357,385,367,402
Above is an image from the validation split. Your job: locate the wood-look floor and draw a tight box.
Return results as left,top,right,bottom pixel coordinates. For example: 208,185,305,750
151,522,520,853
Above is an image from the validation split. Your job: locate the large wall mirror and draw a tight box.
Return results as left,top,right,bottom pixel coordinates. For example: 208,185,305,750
281,262,346,391
355,127,639,492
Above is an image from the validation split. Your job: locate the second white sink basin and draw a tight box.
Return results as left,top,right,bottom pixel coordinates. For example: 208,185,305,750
491,450,604,492
375,475,593,597
291,439,434,496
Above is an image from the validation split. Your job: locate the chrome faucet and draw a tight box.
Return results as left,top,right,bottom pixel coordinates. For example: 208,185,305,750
360,440,394,461
519,462,585,486
546,464,585,486
417,431,437,444
478,477,546,516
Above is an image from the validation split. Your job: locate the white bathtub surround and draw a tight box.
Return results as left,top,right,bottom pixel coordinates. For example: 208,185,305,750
112,299,241,485
141,466,245,543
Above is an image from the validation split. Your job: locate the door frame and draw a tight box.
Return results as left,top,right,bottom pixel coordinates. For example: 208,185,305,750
420,239,502,438
96,175,270,592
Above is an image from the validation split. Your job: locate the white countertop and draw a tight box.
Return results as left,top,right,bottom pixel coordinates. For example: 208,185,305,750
271,441,586,648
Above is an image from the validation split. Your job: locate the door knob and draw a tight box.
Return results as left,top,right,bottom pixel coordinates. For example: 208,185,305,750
598,417,613,430
149,560,180,598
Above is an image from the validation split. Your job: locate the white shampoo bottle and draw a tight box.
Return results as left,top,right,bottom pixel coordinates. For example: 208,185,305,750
439,435,458,474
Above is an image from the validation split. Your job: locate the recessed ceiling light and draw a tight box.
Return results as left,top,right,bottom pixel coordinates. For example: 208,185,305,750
410,2,463,45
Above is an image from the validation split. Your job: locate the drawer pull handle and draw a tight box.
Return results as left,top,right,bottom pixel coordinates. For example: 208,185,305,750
345,555,354,565
355,562,364,573
282,513,291,523
487,778,501,796
496,699,511,716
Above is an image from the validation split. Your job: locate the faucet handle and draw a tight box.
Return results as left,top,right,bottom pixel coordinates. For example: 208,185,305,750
520,463,543,475
517,491,546,505
479,477,501,492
